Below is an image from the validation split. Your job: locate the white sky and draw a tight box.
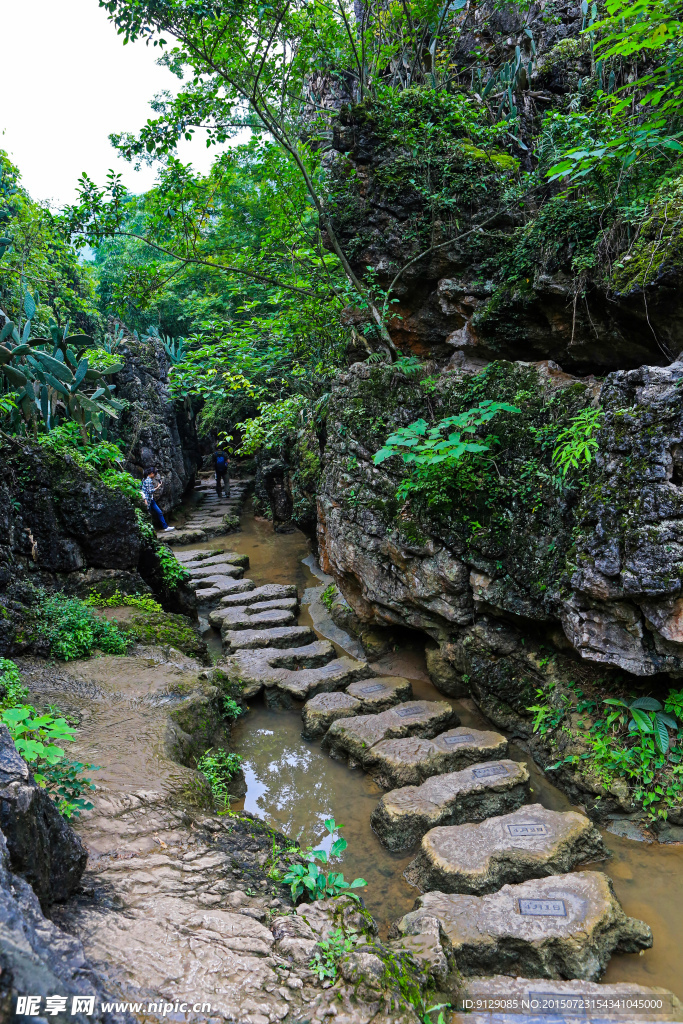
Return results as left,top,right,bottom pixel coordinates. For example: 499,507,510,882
1,0,218,207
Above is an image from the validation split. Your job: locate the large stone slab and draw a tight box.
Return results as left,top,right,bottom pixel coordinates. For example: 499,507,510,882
393,871,652,979
371,760,530,852
322,701,459,767
182,551,249,570
345,676,413,712
455,976,682,1022
302,691,361,739
222,642,371,705
194,577,255,601
189,564,244,581
406,804,608,895
364,726,508,789
209,585,298,623
223,625,316,652
219,607,296,632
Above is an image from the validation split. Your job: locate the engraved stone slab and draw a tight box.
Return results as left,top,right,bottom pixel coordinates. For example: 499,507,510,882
392,872,652,980
322,701,458,768
371,759,529,852
455,976,682,1022
405,805,608,895
302,690,361,739
472,764,509,779
363,727,508,790
346,676,413,712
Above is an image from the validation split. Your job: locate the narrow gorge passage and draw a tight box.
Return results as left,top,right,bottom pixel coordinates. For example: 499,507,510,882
171,490,683,1003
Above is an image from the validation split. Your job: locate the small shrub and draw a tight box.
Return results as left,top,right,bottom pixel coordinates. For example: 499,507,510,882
309,928,357,981
33,593,131,660
156,545,190,589
86,589,162,613
0,658,28,709
197,747,243,808
283,818,367,904
320,584,336,612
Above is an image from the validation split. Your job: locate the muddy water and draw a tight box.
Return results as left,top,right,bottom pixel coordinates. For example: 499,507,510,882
179,509,683,999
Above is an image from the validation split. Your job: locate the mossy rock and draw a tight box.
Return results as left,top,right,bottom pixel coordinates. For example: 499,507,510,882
122,609,209,662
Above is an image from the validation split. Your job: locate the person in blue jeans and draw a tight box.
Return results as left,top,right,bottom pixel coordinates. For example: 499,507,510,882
141,467,175,532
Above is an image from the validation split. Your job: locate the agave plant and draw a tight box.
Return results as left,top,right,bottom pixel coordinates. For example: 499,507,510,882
0,294,125,440
603,695,679,754
145,325,185,365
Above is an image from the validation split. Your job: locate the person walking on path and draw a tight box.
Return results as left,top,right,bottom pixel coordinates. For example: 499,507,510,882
141,467,175,532
213,449,231,499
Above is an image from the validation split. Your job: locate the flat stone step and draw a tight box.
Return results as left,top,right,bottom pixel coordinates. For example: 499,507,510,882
345,676,412,712
212,584,299,617
371,759,530,852
248,598,299,613
363,726,508,790
182,552,249,570
223,625,316,651
302,691,361,739
195,578,255,601
163,528,208,545
393,871,652,980
219,607,296,632
221,642,370,705
322,701,459,767
455,976,682,1022
405,804,608,895
187,564,244,581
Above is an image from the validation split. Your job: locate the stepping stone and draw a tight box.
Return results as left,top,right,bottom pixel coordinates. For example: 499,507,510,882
346,676,412,712
219,607,296,632
182,551,249,569
222,641,370,705
249,598,299,612
393,871,652,980
187,564,244,581
405,804,608,895
223,625,316,651
175,549,215,562
302,691,361,739
163,528,208,545
456,976,682,1020
371,759,530,852
322,701,459,767
208,585,297,624
364,727,508,790
194,578,255,601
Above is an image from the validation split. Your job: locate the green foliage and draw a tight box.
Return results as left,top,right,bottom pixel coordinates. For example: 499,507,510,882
85,589,162,612
32,592,131,660
156,545,190,589
237,395,309,456
320,584,336,612
309,928,357,981
135,506,156,540
36,422,140,501
603,695,679,754
283,818,367,905
552,407,604,477
197,747,243,808
221,695,243,721
0,658,28,710
39,758,98,819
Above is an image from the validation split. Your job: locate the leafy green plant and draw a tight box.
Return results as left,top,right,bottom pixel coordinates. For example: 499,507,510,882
221,695,243,721
156,545,190,589
603,695,679,754
552,407,603,477
320,584,336,612
283,818,367,905
39,758,99,819
135,506,156,540
527,687,572,735
0,658,28,710
309,928,357,981
197,748,243,808
85,589,162,613
32,592,131,660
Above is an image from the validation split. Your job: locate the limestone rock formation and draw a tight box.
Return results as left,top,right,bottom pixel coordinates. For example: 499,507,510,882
393,871,652,979
405,804,608,894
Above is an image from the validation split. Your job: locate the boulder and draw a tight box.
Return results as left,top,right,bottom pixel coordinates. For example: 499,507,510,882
371,759,530,851
302,691,361,739
364,726,507,789
0,725,86,907
322,701,459,766
346,676,413,712
405,804,608,894
393,871,652,979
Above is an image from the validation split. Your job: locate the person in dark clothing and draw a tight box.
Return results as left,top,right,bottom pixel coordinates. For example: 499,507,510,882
213,450,231,499
141,467,175,532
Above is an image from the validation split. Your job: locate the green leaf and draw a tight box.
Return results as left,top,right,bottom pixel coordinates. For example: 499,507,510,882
631,697,663,711
654,716,670,754
630,708,654,733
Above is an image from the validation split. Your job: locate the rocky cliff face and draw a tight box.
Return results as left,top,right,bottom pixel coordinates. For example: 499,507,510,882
108,326,201,511
316,358,683,816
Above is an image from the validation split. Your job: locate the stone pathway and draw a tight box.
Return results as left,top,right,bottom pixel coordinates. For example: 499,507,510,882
160,476,251,545
164,533,679,1009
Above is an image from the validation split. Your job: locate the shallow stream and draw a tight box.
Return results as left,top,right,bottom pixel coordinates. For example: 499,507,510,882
176,506,683,1001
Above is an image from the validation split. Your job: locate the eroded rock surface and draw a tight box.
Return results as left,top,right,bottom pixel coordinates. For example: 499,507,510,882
346,676,413,712
371,760,530,851
302,691,361,739
322,701,458,767
394,871,652,979
223,625,316,652
405,804,607,894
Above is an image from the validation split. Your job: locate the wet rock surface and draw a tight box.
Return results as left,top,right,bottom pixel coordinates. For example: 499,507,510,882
405,804,608,895
302,690,361,739
0,723,86,907
223,641,370,706
346,676,413,712
223,624,316,651
364,726,508,790
371,759,530,851
322,701,459,766
395,871,653,979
